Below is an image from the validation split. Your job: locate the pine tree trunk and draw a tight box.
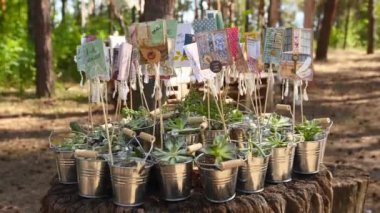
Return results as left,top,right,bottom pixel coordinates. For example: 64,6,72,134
367,0,375,54
268,0,281,27
258,0,265,29
33,0,54,98
140,0,175,21
315,0,338,61
245,0,250,32
303,0,315,28
342,0,351,49
61,0,66,22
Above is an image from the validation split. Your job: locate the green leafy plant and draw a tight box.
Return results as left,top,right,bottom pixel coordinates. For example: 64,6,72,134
266,132,291,148
264,113,291,133
202,135,236,164
56,122,87,151
165,117,187,131
295,119,323,141
226,109,244,124
121,107,152,130
153,136,192,164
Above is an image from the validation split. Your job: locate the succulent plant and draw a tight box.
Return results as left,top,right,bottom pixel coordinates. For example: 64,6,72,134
121,107,152,130
264,113,291,133
295,119,323,141
266,132,292,148
165,117,187,131
202,135,236,165
152,136,193,165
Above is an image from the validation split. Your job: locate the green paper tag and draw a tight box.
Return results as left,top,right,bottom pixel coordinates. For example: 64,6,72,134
149,20,165,45
83,39,109,79
165,19,177,39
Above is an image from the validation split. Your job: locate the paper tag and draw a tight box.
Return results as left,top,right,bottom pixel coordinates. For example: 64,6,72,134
263,28,285,65
192,18,217,33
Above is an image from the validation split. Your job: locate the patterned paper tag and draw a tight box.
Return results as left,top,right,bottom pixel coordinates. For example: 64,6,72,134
263,28,285,65
192,18,217,33
195,30,232,70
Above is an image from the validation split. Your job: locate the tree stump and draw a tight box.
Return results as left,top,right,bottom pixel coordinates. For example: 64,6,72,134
40,165,368,213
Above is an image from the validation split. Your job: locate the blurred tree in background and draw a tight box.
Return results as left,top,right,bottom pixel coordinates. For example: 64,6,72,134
0,0,377,96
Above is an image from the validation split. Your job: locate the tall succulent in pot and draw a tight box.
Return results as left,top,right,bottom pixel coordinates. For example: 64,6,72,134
293,119,325,174
152,135,202,201
195,135,245,203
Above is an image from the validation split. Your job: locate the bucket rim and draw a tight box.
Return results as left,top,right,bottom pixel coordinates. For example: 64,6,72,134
195,154,238,171
156,157,193,166
110,159,155,169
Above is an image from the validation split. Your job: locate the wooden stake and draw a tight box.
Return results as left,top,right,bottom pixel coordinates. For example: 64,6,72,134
99,79,113,165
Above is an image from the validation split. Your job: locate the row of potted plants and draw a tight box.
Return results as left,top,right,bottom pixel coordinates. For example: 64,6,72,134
51,99,333,206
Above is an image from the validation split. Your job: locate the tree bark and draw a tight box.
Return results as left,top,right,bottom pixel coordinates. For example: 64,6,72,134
268,0,281,27
245,0,250,32
367,0,375,54
342,0,351,49
315,0,338,61
303,0,315,28
61,0,66,22
140,0,175,22
40,165,369,213
258,0,265,29
33,0,54,98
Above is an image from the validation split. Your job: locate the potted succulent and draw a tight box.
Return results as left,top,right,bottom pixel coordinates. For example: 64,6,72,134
120,107,154,134
265,132,299,183
293,119,325,174
165,115,205,146
236,131,271,193
50,122,87,184
109,129,156,206
195,135,245,203
152,135,203,201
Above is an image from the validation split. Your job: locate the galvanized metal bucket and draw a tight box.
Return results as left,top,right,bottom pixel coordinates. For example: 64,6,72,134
55,150,77,184
203,130,226,144
294,138,323,174
157,159,193,201
318,120,333,164
195,154,239,203
237,155,269,193
110,161,153,206
266,144,296,183
76,157,111,198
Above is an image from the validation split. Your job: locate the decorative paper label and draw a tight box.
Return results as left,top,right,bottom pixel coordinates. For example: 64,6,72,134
173,23,193,68
192,18,217,33
281,28,313,80
195,30,232,70
246,38,262,73
263,28,285,65
82,39,110,79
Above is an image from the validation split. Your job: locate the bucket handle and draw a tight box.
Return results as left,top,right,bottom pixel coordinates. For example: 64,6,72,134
75,149,98,158
187,143,203,154
187,116,207,125
218,159,245,170
313,117,334,132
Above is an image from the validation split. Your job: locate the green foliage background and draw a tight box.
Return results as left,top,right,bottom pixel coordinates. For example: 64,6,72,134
0,0,378,93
